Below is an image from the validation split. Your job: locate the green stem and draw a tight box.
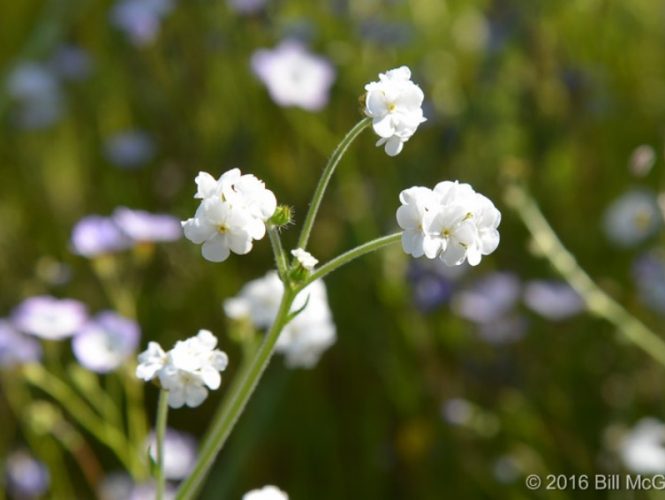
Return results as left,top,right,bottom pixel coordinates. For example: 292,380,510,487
155,390,170,500
504,183,665,366
175,287,296,500
301,232,403,289
267,225,289,281
297,117,371,250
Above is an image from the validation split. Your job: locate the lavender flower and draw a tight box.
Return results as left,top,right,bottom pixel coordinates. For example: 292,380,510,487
72,312,140,373
12,296,87,340
113,207,182,243
6,62,63,129
5,450,50,498
110,0,175,47
451,272,520,323
603,189,662,247
104,131,155,169
251,40,336,111
406,259,463,312
146,428,197,480
633,251,665,315
49,45,92,81
71,215,133,257
0,321,42,367
523,280,584,320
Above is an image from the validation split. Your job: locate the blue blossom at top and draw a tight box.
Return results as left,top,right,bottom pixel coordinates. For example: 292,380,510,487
633,250,665,315
0,320,42,368
523,280,584,320
6,62,63,129
602,189,662,247
110,0,175,47
104,130,155,169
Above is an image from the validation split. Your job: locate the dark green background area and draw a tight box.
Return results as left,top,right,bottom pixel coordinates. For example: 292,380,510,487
2,0,665,498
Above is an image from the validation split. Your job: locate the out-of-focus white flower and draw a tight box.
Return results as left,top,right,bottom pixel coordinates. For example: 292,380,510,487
137,330,228,408
629,145,656,177
364,66,426,156
72,312,140,373
243,485,288,500
396,181,500,266
182,169,277,262
291,248,318,270
620,418,665,473
603,189,662,247
146,428,197,480
224,272,336,368
251,41,336,111
12,296,87,340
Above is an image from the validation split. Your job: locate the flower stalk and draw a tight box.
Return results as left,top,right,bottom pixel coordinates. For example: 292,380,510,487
155,389,169,500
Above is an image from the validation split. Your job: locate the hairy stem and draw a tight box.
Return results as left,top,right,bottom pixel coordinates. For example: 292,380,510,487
155,390,170,500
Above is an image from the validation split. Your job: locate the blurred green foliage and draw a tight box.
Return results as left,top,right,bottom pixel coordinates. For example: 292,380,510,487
3,0,665,498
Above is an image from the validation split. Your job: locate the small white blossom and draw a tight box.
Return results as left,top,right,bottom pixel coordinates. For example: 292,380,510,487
364,66,426,156
225,272,336,368
620,418,665,473
396,181,501,266
291,248,318,270
136,331,228,409
182,168,277,262
243,485,288,500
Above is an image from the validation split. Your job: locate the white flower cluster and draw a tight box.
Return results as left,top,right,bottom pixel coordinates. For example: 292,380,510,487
243,485,288,500
291,248,318,270
224,272,336,368
182,168,277,262
397,181,501,266
136,330,228,409
364,66,426,156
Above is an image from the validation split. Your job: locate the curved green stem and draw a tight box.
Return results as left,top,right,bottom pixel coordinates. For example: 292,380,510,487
175,287,296,500
155,390,170,500
301,232,403,290
267,225,288,281
504,183,665,366
297,117,371,250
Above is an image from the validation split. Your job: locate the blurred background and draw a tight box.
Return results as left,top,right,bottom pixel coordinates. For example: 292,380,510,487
2,0,665,498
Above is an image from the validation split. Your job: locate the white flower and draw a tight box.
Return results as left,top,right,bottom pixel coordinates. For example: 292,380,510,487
183,168,277,262
620,418,665,473
396,181,501,266
136,330,229,409
243,485,288,500
291,248,318,270
224,272,336,368
364,66,426,156
251,40,336,111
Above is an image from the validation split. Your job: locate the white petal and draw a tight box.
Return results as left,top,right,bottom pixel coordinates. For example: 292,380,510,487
185,385,208,407
182,218,215,244
194,172,219,199
372,115,396,138
402,230,425,258
168,388,186,409
201,366,221,390
441,243,467,266
201,236,231,262
384,136,404,156
227,231,253,255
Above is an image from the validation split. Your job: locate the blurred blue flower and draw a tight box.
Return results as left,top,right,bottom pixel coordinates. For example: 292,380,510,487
12,296,88,341
113,207,182,243
251,40,336,111
0,320,42,368
72,312,140,373
407,259,461,312
452,272,520,324
6,62,63,129
110,0,175,47
49,44,93,81
146,428,197,479
5,450,50,499
477,314,528,344
523,280,584,320
104,130,155,169
358,19,413,46
603,189,662,247
71,215,133,257
227,0,266,14
633,250,665,315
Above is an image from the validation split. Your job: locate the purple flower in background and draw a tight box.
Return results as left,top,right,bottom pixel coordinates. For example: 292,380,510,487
477,314,528,344
407,259,464,312
110,0,175,47
5,450,50,498
71,215,133,257
633,251,665,315
603,189,662,247
104,131,155,169
251,40,336,111
12,296,87,340
72,312,140,373
98,473,176,500
227,0,266,14
146,428,197,479
49,45,92,81
0,321,42,367
6,62,63,129
523,280,584,320
113,207,182,242
452,272,521,324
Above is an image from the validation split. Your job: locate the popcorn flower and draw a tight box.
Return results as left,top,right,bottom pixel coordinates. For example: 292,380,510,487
619,418,665,473
364,66,426,156
182,168,277,262
243,485,289,500
136,330,228,408
291,248,318,270
396,181,500,266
